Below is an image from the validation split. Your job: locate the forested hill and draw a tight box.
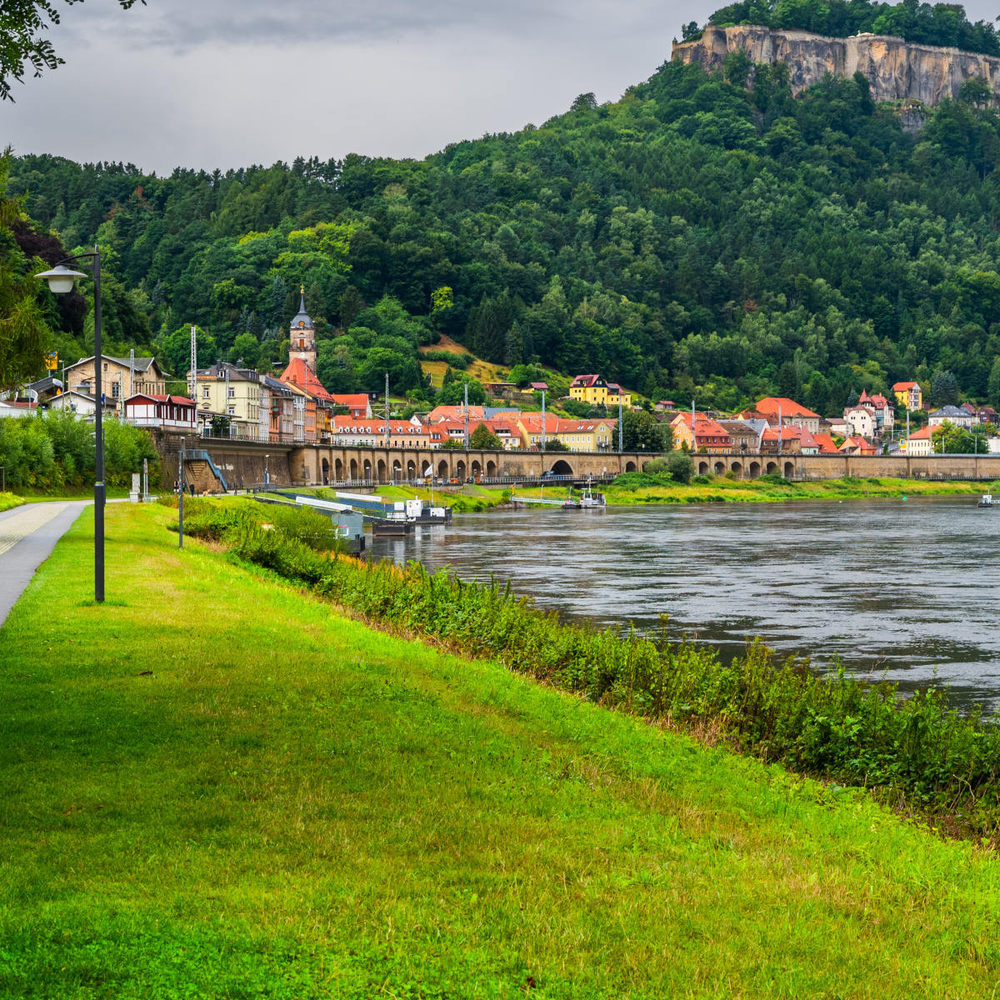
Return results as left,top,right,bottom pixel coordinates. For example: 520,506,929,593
11,35,1000,415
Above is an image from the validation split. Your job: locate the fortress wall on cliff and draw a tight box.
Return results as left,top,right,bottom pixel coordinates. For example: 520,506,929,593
671,25,1000,105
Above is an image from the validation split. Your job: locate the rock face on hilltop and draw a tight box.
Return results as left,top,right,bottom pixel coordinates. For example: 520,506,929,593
672,25,1000,105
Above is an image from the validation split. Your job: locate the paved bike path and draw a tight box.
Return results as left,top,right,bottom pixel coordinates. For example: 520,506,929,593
0,502,87,627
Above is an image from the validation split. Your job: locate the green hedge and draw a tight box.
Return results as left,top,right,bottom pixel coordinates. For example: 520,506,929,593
0,412,159,491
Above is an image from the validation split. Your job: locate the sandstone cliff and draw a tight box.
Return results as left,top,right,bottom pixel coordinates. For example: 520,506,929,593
671,25,1000,105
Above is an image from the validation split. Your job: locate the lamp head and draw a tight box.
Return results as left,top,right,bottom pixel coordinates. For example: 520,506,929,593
35,264,86,295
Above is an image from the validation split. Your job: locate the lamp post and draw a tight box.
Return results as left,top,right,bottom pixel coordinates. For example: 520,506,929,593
36,249,105,602
178,435,185,549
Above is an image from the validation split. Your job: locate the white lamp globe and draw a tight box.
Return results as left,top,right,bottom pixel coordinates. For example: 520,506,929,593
35,264,86,295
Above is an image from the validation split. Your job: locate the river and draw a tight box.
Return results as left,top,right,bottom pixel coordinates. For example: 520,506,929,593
370,496,1000,713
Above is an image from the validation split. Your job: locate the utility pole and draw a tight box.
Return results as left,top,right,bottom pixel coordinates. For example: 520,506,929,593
129,348,135,400
619,394,624,453
541,389,546,452
777,404,782,455
178,436,185,549
463,381,470,449
384,372,390,447
189,325,197,401
690,398,695,452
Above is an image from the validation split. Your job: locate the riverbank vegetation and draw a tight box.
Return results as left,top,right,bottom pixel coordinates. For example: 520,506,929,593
177,497,1000,840
4,501,1000,998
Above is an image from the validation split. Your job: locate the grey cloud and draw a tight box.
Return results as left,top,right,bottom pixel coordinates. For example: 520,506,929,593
80,0,641,51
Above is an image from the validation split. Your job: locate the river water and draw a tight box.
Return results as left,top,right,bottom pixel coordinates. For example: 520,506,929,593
370,496,1000,713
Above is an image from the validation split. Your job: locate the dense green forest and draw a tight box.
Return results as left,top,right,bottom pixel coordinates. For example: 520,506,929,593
700,0,1000,56
9,8,1000,416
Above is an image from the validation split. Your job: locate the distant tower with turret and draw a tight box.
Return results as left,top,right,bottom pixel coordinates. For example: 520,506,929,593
288,285,316,371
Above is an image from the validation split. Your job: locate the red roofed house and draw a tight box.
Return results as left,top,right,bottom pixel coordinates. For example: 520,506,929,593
904,424,932,456
427,405,487,424
761,426,802,454
839,435,878,456
812,433,841,454
754,397,821,433
670,412,733,453
124,393,197,430
329,394,372,419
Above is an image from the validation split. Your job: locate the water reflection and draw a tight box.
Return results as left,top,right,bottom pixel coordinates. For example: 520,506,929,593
371,497,1000,712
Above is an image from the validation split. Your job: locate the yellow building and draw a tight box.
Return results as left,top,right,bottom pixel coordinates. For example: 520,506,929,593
569,374,632,409
516,415,616,451
195,361,267,441
892,381,923,411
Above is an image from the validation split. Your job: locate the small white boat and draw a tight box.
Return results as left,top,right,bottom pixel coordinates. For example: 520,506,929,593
978,493,996,508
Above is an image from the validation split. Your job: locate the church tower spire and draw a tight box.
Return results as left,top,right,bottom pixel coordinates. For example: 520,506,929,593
288,284,316,372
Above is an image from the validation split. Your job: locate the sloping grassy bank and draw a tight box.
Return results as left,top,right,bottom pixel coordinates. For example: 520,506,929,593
3,502,1000,998
181,499,1000,839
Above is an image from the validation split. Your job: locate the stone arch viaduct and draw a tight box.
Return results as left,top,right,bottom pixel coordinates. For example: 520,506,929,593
154,432,1000,490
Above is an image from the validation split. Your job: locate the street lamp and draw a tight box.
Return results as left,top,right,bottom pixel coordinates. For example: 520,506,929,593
36,249,105,602
178,435,185,549
264,453,269,486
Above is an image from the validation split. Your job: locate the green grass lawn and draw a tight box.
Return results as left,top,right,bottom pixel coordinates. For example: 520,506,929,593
2,504,1000,998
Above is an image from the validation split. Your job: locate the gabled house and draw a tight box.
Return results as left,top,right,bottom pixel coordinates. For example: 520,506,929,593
904,425,932,455
124,393,197,430
569,374,632,409
66,354,167,405
892,381,922,411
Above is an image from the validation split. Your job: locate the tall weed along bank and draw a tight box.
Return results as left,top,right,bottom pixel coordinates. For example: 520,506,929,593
178,499,1000,840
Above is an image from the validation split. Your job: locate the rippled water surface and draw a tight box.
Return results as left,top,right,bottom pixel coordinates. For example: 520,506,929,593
371,496,1000,711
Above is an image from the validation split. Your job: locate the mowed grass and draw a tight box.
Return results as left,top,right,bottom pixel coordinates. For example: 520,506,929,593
3,506,1000,997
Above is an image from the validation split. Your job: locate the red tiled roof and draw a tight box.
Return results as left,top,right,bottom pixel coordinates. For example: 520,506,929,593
909,425,932,440
892,381,918,390
330,393,370,409
813,433,840,453
755,397,821,419
279,357,335,402
426,405,486,423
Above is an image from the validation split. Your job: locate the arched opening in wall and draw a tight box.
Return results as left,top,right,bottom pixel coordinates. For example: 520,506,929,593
335,458,344,480
437,459,449,479
783,461,794,479
749,461,760,478
765,461,777,474
713,461,725,475
376,459,387,482
321,458,330,485
406,460,416,480
624,461,637,473
471,460,482,480
731,461,742,477
456,460,467,480
392,460,402,482
550,459,574,476
486,460,497,477
350,459,358,480
363,459,372,481
698,461,709,476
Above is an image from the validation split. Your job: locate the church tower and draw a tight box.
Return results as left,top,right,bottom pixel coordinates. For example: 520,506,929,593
288,286,316,371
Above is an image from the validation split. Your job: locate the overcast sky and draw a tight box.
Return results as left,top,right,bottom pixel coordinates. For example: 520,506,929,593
4,0,1000,176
